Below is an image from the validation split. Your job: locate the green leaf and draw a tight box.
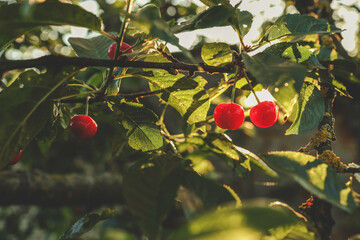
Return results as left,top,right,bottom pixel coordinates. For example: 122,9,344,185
0,1,103,50
168,206,300,240
199,0,231,7
68,35,114,59
111,101,163,152
59,209,116,240
232,10,253,37
0,66,79,168
185,149,214,175
262,14,342,42
262,151,356,212
242,52,306,114
201,42,232,67
234,145,278,178
122,155,185,239
181,170,236,212
86,72,104,89
269,203,317,240
286,82,325,135
172,5,234,33
234,77,248,89
264,42,325,69
136,4,161,21
204,133,239,160
194,5,234,29
137,56,210,124
202,133,277,177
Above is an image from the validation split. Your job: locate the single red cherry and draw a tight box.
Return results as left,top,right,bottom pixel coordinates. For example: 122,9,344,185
8,150,22,165
214,103,245,130
69,115,97,140
249,101,279,128
107,42,133,60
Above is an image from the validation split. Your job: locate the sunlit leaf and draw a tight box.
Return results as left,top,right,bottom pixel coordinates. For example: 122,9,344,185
262,151,356,212
169,206,300,240
137,55,209,124
194,5,234,29
234,145,278,178
110,101,163,151
204,133,239,160
172,5,235,33
69,35,114,60
185,150,215,175
262,14,341,42
231,10,253,37
269,203,317,240
264,42,325,69
286,82,325,135
201,42,232,67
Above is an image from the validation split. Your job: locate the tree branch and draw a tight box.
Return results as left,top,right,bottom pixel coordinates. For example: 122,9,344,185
0,169,123,206
298,82,336,240
58,89,164,104
342,166,360,173
0,55,233,74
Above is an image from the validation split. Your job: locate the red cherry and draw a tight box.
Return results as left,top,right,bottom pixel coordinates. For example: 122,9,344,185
214,103,245,130
69,115,97,140
8,150,22,165
107,42,133,60
249,101,279,128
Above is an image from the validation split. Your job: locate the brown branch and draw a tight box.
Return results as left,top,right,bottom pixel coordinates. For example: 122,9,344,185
0,55,233,74
0,169,123,206
298,82,337,240
342,166,360,174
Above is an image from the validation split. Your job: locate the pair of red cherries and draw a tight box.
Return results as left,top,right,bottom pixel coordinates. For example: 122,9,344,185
214,101,279,130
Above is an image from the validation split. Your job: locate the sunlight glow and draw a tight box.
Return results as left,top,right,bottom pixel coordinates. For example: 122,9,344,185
169,0,285,52
244,89,274,108
331,1,360,56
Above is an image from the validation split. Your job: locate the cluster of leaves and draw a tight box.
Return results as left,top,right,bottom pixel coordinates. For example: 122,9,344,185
1,0,360,239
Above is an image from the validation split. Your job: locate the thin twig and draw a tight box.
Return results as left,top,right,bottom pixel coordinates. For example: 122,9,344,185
101,0,134,94
58,89,162,104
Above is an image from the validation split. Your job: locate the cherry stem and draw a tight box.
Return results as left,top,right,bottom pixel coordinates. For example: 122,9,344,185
101,0,133,94
116,0,133,58
85,96,90,116
237,31,247,52
231,66,241,103
243,70,260,104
